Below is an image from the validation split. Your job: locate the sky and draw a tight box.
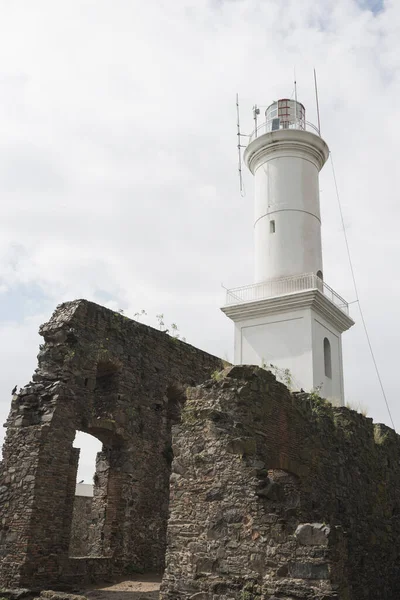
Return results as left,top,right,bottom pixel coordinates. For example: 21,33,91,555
0,0,399,482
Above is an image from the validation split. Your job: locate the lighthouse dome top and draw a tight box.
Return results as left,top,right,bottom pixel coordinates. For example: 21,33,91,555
250,98,320,141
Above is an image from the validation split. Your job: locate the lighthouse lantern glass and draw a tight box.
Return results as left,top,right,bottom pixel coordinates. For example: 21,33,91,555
265,99,305,130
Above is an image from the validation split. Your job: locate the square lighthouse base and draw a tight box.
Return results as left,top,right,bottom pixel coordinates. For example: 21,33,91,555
221,290,354,406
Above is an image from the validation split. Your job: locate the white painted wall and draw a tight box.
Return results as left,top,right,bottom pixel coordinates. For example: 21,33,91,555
224,124,348,406
244,130,329,284
235,308,314,392
233,305,345,405
311,310,344,405
254,156,323,282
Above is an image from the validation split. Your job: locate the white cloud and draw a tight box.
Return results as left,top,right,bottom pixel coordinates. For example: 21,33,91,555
1,0,400,466
0,316,43,441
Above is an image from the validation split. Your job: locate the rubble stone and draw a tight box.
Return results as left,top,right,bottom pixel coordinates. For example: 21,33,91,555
160,365,400,600
2,303,400,600
0,300,223,589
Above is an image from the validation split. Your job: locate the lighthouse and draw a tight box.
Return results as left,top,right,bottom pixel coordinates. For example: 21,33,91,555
221,98,354,405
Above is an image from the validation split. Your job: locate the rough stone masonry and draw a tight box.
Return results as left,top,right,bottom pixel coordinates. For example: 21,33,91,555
2,300,400,599
0,299,223,589
160,365,400,600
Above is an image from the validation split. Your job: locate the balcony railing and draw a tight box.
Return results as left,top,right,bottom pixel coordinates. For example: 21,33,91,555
224,273,349,315
249,118,320,143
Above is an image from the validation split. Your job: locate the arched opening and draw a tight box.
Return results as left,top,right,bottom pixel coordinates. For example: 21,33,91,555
68,426,126,559
324,337,332,379
74,431,103,485
316,270,323,281
69,431,102,557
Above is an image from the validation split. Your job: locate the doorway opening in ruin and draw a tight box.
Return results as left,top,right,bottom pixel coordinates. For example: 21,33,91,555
69,431,102,558
68,426,126,560
67,379,188,569
74,431,102,487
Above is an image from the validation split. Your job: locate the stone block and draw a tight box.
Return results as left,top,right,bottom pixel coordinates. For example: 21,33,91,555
295,523,330,546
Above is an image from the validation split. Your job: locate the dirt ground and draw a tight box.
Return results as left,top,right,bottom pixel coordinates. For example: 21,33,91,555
85,574,161,600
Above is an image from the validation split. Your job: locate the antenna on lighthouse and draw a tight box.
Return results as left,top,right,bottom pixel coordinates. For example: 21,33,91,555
252,103,260,136
236,93,245,197
314,68,321,134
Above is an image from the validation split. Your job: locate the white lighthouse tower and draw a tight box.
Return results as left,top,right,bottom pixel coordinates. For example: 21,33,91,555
221,98,354,405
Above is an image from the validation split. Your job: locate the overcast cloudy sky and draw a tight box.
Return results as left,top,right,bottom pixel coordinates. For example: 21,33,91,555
0,0,398,480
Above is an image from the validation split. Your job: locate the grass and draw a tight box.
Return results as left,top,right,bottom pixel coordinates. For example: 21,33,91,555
374,425,388,445
345,400,368,417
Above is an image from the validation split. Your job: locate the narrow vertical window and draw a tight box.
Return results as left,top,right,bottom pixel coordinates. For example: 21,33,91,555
317,270,323,281
324,337,332,379
270,220,275,233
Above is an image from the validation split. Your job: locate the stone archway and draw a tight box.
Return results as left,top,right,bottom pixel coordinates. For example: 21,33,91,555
0,299,223,589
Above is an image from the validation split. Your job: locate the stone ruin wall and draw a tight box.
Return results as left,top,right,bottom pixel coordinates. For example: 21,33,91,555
161,365,400,600
1,300,400,599
69,495,93,558
0,299,223,589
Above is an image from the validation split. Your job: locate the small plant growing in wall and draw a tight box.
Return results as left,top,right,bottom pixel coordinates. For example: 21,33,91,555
261,359,293,390
211,369,224,382
114,307,188,341
133,309,147,321
374,424,388,445
156,313,165,330
345,400,368,417
170,322,186,343
155,313,187,341
309,384,323,401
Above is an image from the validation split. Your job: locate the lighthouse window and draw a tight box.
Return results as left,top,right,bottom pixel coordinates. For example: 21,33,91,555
270,220,275,233
324,337,332,379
